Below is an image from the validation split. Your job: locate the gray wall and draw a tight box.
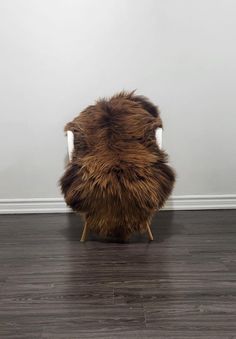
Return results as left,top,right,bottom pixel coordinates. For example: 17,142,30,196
0,0,236,200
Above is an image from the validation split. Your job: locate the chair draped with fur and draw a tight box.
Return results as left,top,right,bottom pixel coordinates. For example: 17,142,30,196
60,92,175,241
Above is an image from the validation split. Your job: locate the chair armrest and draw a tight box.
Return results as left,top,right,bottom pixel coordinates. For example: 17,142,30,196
67,130,74,161
155,128,163,149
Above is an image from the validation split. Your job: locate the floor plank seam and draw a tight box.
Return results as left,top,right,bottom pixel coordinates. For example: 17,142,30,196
142,303,148,329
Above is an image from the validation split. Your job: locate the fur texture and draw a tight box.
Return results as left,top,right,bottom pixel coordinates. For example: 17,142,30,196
60,91,175,239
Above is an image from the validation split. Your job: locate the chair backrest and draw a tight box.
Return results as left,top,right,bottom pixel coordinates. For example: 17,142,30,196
67,130,74,161
66,128,163,161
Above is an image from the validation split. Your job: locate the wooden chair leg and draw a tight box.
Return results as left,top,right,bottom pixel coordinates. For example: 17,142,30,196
146,222,154,241
80,221,89,242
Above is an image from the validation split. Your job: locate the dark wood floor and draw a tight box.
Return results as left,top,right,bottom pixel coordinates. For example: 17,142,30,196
0,210,236,338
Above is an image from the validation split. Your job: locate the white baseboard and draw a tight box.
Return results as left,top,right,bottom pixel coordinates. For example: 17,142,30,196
0,195,235,214
164,195,236,210
0,198,68,214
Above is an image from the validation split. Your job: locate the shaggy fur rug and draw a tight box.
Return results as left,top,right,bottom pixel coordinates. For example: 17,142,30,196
60,91,175,239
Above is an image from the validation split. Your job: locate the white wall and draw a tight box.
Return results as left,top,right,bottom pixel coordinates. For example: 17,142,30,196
0,0,236,207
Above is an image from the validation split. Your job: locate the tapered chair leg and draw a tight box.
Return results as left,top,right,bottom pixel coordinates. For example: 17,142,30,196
80,221,89,242
146,222,154,241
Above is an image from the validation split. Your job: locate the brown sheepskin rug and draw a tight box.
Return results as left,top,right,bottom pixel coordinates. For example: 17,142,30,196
60,91,175,239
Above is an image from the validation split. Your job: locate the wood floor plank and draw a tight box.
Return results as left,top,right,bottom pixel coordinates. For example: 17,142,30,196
0,210,236,338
